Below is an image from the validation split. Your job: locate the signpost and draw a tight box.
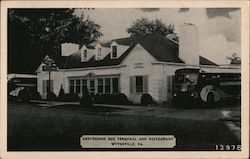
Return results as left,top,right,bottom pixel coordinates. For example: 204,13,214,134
42,56,57,104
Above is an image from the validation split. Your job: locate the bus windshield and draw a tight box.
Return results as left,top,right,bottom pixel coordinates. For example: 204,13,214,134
175,73,198,84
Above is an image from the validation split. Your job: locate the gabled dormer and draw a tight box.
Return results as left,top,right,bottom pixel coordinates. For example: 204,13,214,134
111,41,118,59
110,41,130,59
80,45,88,62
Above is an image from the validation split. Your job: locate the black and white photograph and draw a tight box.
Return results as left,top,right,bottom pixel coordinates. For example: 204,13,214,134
1,0,249,159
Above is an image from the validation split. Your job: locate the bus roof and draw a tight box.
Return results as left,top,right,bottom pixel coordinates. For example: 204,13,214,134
175,68,240,74
175,68,200,74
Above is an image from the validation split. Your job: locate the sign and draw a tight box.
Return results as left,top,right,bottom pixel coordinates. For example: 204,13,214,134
42,56,55,66
42,65,57,71
80,135,176,148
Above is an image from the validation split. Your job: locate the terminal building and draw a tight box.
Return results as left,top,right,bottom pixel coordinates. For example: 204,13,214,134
36,24,240,103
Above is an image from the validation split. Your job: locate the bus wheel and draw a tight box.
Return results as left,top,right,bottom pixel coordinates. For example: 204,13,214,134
207,92,215,106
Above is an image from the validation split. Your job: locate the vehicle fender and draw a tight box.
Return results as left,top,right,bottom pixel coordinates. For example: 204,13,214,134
200,85,220,102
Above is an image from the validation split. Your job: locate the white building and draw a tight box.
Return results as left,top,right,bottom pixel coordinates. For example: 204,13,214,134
36,24,240,103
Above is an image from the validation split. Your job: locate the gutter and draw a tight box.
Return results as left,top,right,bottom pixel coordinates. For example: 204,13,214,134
59,64,127,72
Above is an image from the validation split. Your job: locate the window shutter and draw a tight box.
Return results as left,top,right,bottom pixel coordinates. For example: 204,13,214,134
143,76,148,93
50,80,54,92
167,76,172,93
130,76,135,93
171,75,175,92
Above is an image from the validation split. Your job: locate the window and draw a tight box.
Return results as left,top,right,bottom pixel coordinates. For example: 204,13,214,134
112,78,119,93
98,48,101,56
69,80,74,93
104,78,111,93
69,77,119,95
84,50,87,58
81,50,87,62
89,80,95,95
96,47,102,60
97,78,104,93
70,79,89,94
136,76,143,93
81,79,88,94
76,80,80,94
112,45,117,58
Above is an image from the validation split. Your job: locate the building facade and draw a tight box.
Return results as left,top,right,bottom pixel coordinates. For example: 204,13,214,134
36,24,240,103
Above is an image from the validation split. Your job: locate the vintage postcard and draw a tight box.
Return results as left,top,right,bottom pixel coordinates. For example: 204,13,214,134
0,0,249,159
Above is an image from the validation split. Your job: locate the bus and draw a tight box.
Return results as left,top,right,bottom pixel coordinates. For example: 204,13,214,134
172,68,241,105
8,74,37,101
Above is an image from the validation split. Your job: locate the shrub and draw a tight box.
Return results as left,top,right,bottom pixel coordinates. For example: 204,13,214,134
141,93,153,106
58,86,65,101
17,88,31,102
94,93,129,105
113,93,129,105
47,92,57,101
80,94,93,107
58,93,79,102
93,93,102,104
30,91,42,100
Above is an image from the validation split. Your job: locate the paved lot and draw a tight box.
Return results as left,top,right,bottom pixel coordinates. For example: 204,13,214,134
7,102,240,151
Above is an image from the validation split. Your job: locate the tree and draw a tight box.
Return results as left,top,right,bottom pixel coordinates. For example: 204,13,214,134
227,53,241,65
127,18,176,37
8,9,102,74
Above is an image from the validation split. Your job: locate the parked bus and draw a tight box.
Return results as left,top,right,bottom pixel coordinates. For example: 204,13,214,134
172,68,241,105
8,74,37,101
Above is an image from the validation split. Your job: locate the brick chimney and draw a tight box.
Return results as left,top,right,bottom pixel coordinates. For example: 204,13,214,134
179,23,199,66
61,43,79,56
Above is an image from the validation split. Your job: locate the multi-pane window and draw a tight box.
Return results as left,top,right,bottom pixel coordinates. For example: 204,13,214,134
97,78,104,93
136,76,143,93
76,79,80,94
81,79,87,94
84,50,87,58
96,47,102,60
69,77,119,95
112,45,117,58
95,47,102,60
89,80,95,95
82,50,87,62
69,80,74,93
98,48,101,56
105,78,111,93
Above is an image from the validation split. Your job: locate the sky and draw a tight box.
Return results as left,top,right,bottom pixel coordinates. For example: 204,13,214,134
75,8,241,64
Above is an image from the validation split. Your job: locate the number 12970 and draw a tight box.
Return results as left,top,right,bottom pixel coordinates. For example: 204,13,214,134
215,144,241,151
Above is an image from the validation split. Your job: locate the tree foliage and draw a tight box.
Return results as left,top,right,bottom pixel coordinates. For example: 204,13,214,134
8,9,102,73
226,53,241,65
127,18,176,38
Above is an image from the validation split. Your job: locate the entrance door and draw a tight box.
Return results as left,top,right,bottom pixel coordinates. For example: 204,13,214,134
89,79,95,96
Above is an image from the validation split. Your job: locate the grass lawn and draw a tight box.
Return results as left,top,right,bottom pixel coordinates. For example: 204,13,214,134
7,102,240,151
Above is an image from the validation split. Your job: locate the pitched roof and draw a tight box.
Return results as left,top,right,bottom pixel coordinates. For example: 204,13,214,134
199,56,218,66
112,35,184,63
60,35,217,69
62,44,136,69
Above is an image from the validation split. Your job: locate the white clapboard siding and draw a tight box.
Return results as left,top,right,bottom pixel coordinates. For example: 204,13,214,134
129,76,135,93
143,76,148,93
